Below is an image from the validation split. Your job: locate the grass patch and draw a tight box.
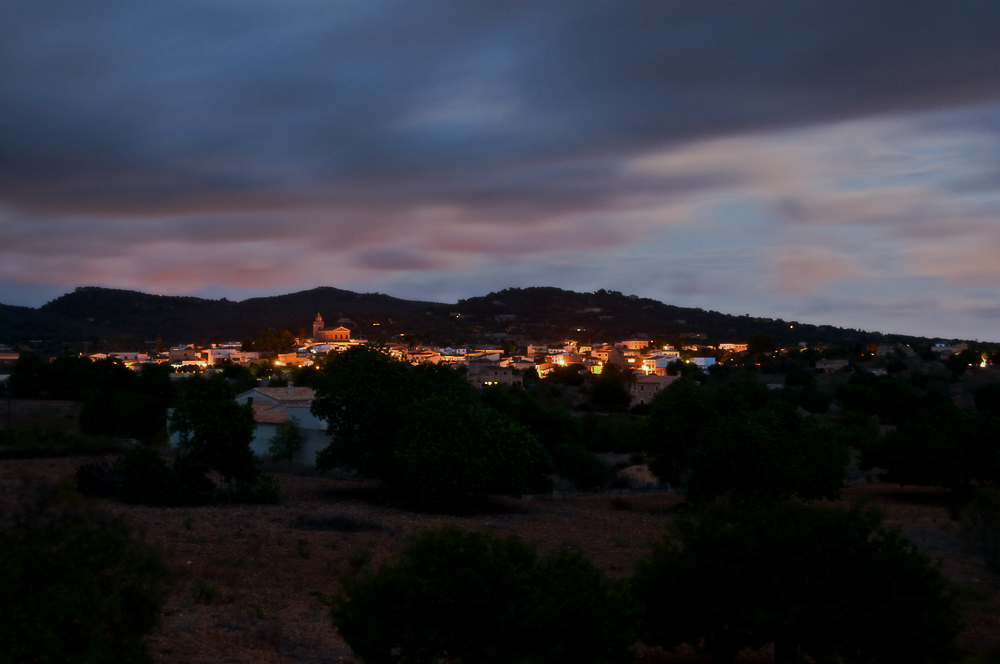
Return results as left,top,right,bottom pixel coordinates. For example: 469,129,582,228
0,427,127,458
296,540,314,559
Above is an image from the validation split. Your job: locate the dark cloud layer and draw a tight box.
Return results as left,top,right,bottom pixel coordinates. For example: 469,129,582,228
3,0,1000,216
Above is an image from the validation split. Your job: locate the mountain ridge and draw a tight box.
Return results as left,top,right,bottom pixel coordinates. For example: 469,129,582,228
0,285,977,352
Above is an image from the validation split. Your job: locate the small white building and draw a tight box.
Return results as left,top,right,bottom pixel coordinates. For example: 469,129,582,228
168,385,331,466
236,386,330,465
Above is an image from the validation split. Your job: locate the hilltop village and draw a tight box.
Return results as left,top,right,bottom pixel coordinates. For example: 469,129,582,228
9,310,976,403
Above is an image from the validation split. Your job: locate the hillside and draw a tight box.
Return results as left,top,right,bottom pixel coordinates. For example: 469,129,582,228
0,287,440,349
0,285,973,352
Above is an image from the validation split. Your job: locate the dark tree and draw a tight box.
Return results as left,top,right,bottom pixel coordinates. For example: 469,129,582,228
267,416,305,462
311,345,415,477
312,345,542,506
746,332,775,356
646,378,715,487
587,364,632,412
8,352,51,398
391,395,540,505
253,329,296,355
861,404,1000,493
974,381,1000,417
682,401,848,505
169,374,258,484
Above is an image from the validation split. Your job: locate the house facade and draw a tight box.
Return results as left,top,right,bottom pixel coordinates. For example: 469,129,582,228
631,374,678,405
466,359,522,388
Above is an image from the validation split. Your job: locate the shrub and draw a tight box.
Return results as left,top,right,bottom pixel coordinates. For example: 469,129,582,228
0,487,168,663
115,444,178,506
218,474,281,505
331,525,635,664
550,442,612,490
267,416,305,462
75,459,122,498
112,445,279,507
960,487,1000,572
633,500,961,664
193,581,221,604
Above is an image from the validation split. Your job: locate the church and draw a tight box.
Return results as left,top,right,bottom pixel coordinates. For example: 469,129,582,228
311,314,352,342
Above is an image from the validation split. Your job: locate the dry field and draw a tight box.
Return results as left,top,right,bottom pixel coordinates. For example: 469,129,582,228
2,455,999,663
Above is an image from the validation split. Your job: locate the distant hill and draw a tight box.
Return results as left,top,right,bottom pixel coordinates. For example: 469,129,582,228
0,287,439,350
0,285,972,353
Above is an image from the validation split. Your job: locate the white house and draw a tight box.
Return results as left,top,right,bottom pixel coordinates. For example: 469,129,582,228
168,385,331,466
235,386,330,465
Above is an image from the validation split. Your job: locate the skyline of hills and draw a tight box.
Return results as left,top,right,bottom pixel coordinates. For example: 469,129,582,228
0,285,987,353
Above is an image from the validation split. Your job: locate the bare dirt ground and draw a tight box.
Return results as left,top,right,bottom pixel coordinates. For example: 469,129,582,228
2,455,998,663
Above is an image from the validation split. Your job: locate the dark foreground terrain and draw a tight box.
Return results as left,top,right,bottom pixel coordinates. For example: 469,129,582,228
2,454,999,664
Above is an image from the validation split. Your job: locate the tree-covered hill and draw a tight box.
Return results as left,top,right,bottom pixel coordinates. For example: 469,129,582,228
0,285,978,352
0,287,440,349
449,287,936,350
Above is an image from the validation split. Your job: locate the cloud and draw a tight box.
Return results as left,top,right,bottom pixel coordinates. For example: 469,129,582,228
4,0,1000,216
771,251,861,295
4,1,1000,339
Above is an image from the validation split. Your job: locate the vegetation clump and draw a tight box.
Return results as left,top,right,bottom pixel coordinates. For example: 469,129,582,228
330,525,635,664
646,377,848,504
312,346,547,507
959,487,1000,572
632,500,962,664
0,484,168,664
267,415,305,462
75,374,280,506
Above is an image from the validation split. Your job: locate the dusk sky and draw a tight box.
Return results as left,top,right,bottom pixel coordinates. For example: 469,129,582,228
3,1,1000,340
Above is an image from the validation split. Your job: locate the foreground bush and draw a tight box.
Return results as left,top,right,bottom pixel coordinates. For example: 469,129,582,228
633,500,961,664
0,485,168,663
960,487,1000,572
331,525,635,664
76,445,280,506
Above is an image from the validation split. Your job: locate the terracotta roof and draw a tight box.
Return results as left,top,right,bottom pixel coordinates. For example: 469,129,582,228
251,404,288,424
249,387,316,405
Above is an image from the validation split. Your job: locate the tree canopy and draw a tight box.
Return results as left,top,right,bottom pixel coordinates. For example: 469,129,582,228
168,374,258,484
311,345,543,507
646,378,847,504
